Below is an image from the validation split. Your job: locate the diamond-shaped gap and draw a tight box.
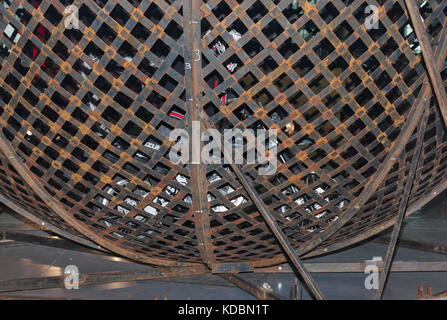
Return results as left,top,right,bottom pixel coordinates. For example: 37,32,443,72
386,2,404,23
106,60,124,78
85,42,104,61
308,74,329,94
316,120,335,137
278,38,299,59
393,54,409,73
203,102,219,117
403,69,419,87
123,121,142,138
322,90,341,109
63,27,83,44
223,54,243,73
118,41,137,61
386,87,401,104
112,136,130,150
233,103,254,120
320,2,339,23
238,71,259,90
205,70,224,89
133,150,150,163
201,18,212,37
253,88,274,106
274,73,293,92
355,88,373,106
125,75,144,93
336,104,354,123
313,38,335,59
6,75,21,91
144,135,162,151
293,56,314,78
156,121,174,136
168,105,186,120
381,38,398,57
172,56,185,76
368,21,387,41
165,20,183,40
220,88,239,105
242,37,263,58
288,90,308,107
33,23,50,43
328,57,348,77
145,2,164,24
348,39,367,59
101,106,121,124
111,4,130,25
159,74,179,92
131,22,151,42
44,4,63,26
61,75,80,94
362,56,380,74
246,0,268,23
298,20,319,41
262,19,284,41
334,21,353,41
268,106,288,123
282,1,305,23
151,39,170,59
343,73,361,92
218,184,235,195
103,150,119,163
296,135,315,150
147,90,166,108
138,58,157,77
348,119,366,135
374,71,392,89
258,55,279,75
227,18,248,35
303,106,321,122
215,117,233,133
212,1,232,21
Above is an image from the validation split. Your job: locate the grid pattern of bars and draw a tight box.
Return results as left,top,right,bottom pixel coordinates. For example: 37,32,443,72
0,0,446,266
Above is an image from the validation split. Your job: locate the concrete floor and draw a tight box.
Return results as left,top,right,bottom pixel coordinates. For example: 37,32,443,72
0,189,446,300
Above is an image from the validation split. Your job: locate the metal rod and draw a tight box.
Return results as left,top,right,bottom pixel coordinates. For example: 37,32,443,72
374,236,447,255
1,230,105,255
198,114,325,300
404,0,447,125
256,261,447,273
0,266,208,293
218,273,287,300
184,0,215,268
375,107,430,300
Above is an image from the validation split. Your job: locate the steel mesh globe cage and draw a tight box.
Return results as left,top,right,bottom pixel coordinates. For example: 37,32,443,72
0,0,446,283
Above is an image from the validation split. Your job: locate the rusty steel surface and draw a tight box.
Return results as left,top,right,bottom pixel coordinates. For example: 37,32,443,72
0,0,447,269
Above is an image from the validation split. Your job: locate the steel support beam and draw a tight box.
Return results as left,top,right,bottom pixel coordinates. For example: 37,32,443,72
184,0,215,269
375,107,430,299
256,261,447,273
1,230,105,254
0,266,208,293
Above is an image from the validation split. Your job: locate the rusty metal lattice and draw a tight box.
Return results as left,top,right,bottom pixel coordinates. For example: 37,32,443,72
0,0,446,270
